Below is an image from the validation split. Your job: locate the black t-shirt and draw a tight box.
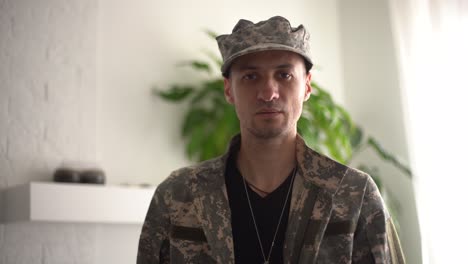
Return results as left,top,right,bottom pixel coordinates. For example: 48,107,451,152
225,150,294,264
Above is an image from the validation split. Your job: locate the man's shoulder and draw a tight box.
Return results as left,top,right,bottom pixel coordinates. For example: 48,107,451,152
157,155,227,194
306,148,385,211
300,142,371,193
302,146,387,217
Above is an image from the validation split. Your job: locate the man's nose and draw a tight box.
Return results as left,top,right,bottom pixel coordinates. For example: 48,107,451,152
257,77,279,102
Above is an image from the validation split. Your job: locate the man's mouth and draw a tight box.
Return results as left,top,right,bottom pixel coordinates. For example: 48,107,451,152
256,109,283,115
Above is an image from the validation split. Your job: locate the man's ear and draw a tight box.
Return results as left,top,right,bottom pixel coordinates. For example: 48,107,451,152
224,78,235,104
303,72,312,101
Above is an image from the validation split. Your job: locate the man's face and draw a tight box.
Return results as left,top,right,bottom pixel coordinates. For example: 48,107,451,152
224,50,312,139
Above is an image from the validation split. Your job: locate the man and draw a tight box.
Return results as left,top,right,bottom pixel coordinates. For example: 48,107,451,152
137,16,405,264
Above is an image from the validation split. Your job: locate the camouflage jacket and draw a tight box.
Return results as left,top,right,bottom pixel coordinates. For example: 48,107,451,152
137,135,405,263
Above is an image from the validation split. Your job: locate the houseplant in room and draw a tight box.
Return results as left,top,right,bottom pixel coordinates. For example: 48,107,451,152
153,31,411,221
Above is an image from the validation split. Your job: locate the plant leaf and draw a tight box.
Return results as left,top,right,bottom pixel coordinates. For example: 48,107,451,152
350,126,363,149
177,60,212,74
202,49,223,68
154,85,194,102
367,137,412,177
190,79,224,106
186,125,205,160
204,29,218,39
182,108,211,137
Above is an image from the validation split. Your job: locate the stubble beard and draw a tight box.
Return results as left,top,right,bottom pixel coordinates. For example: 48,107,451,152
246,117,292,139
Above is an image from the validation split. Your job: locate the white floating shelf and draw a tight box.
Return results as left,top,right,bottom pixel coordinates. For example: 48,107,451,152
0,182,156,224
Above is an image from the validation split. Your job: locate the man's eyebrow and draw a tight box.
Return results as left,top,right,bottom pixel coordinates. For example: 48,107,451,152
275,63,294,69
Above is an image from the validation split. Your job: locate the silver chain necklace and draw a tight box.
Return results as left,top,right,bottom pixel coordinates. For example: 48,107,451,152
242,166,296,264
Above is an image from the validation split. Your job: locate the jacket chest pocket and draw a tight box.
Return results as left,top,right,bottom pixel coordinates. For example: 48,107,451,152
300,220,356,264
169,225,216,264
171,225,208,242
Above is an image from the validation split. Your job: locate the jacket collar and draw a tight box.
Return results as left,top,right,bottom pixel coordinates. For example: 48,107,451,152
285,135,350,263
193,133,348,191
295,134,348,195
213,133,348,194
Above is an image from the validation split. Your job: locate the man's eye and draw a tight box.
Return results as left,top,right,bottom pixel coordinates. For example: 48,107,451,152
279,72,292,79
243,73,257,80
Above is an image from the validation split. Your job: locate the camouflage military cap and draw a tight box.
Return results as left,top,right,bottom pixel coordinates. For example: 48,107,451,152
216,16,313,76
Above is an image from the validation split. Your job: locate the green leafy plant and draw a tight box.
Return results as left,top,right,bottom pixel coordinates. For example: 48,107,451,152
154,31,412,198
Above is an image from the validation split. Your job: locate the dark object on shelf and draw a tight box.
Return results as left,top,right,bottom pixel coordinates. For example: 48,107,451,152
80,169,106,184
53,168,81,183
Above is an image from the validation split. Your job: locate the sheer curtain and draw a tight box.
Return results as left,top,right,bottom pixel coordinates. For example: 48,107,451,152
388,0,468,263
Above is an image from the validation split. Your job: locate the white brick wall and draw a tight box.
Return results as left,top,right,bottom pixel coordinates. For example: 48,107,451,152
0,0,97,186
0,223,96,264
0,0,98,263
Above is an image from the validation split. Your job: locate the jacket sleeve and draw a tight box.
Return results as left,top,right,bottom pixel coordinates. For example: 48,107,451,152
352,177,406,264
137,185,171,264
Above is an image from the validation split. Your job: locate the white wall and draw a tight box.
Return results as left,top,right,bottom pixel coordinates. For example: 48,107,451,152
0,0,97,263
338,0,422,263
0,0,97,187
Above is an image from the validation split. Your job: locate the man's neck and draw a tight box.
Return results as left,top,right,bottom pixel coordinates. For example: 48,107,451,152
236,131,297,194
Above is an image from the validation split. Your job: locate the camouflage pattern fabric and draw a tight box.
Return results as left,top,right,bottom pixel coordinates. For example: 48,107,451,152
137,134,406,263
216,16,313,75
